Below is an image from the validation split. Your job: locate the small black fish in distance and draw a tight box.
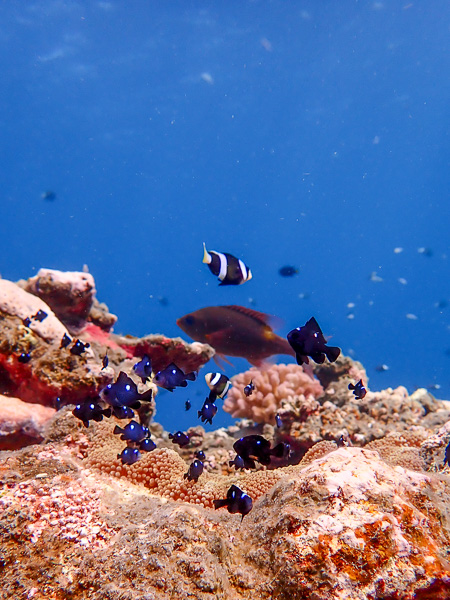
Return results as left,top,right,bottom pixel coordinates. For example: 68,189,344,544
133,354,152,384
444,440,450,468
102,355,109,369
72,402,111,427
202,243,252,286
287,317,340,366
18,352,31,363
112,406,135,420
348,379,367,399
275,413,282,428
279,265,299,277
184,459,204,482
205,372,230,401
195,450,206,461
154,362,196,392
113,420,149,443
229,455,246,470
244,380,255,397
41,190,56,201
118,447,141,465
70,339,90,356
185,400,192,411
213,484,253,521
22,317,32,327
140,438,156,452
32,309,48,322
60,333,72,349
198,400,218,425
169,431,190,448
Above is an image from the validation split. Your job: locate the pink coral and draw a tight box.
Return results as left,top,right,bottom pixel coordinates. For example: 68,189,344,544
223,363,324,424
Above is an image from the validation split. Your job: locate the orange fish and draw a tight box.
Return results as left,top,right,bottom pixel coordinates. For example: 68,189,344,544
176,305,295,366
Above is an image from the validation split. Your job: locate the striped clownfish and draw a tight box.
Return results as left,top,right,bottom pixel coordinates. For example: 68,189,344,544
205,372,231,401
202,243,252,286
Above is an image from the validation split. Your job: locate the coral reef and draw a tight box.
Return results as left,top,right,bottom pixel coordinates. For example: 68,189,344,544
0,394,55,450
224,363,324,424
0,273,213,410
1,421,450,599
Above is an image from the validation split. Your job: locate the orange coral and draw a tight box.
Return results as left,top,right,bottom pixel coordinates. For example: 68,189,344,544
223,363,324,424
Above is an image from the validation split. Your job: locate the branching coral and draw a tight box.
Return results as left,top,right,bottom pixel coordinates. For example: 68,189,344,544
223,363,324,424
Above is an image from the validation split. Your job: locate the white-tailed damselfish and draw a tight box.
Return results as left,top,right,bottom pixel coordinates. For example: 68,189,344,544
101,371,152,408
169,431,190,447
113,419,149,443
197,399,218,425
184,459,204,482
72,401,111,427
133,354,152,384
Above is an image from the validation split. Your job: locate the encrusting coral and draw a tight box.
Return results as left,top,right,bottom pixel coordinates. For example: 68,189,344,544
223,363,324,424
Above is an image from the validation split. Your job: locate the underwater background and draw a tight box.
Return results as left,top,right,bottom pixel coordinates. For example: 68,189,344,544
1,1,449,431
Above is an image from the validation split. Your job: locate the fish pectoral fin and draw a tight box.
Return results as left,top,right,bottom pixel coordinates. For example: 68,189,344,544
205,329,231,344
213,353,234,368
262,326,276,340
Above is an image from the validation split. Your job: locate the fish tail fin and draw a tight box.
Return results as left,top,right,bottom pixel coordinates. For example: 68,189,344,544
296,353,308,366
102,408,112,418
270,443,286,458
185,371,196,381
213,499,228,510
113,425,122,435
348,383,355,390
202,242,211,264
326,346,341,363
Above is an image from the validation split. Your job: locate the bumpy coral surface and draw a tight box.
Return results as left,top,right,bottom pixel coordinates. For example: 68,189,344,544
1,428,450,600
224,363,324,424
0,394,55,450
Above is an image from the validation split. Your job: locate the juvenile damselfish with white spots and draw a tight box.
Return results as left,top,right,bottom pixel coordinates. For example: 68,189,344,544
348,379,367,399
169,431,190,447
198,399,218,425
184,459,204,482
154,362,196,392
244,380,255,397
118,447,141,465
213,484,253,520
287,317,340,366
101,371,152,409
133,354,152,384
202,243,252,286
113,420,149,443
72,401,111,427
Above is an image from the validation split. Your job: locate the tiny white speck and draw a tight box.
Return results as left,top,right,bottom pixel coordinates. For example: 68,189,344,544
406,313,418,320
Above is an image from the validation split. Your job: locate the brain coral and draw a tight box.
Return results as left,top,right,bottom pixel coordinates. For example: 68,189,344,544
223,363,324,424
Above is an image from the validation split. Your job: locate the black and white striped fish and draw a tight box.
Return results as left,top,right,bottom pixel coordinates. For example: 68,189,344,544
202,243,252,286
205,372,231,401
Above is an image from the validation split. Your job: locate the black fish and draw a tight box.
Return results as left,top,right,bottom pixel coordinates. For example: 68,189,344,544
154,362,196,392
213,485,253,520
41,190,56,201
101,371,152,408
118,447,141,465
279,265,299,277
229,455,246,470
233,435,288,469
205,372,231,401
185,400,192,411
198,400,218,425
140,438,156,452
18,352,31,363
244,380,255,397
32,309,48,322
102,355,109,369
287,317,340,366
202,243,252,286
184,459,204,482
195,450,206,461
112,405,135,420
275,413,282,428
133,354,152,384
348,379,367,399
22,317,32,327
60,333,72,349
72,401,111,427
113,420,149,443
444,440,450,468
70,339,90,356
169,431,190,448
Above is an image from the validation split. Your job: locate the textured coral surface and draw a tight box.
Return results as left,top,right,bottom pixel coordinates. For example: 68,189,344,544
1,428,450,600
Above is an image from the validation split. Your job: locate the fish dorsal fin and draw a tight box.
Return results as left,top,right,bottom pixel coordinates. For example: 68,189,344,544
223,305,275,328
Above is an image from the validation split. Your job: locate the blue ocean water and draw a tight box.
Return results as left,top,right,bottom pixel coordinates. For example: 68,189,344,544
1,1,449,432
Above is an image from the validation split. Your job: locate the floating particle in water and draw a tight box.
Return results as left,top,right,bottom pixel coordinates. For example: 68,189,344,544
418,247,433,257
398,278,408,285
347,313,355,320
427,384,441,391
200,72,214,85
375,364,389,372
41,190,56,201
394,247,404,254
406,313,418,320
347,302,355,309
435,300,448,309
298,292,310,300
370,271,383,282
